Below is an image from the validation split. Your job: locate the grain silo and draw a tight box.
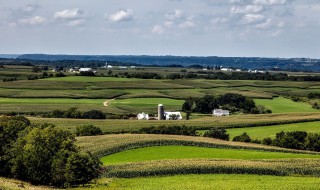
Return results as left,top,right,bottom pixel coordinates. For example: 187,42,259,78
158,104,164,120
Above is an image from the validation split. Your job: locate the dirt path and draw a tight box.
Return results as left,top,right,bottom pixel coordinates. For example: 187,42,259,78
103,99,115,107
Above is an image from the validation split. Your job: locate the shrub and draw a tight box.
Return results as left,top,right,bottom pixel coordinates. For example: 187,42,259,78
76,125,103,136
203,128,230,141
273,131,307,150
262,137,273,145
232,132,251,143
82,110,106,119
138,125,197,136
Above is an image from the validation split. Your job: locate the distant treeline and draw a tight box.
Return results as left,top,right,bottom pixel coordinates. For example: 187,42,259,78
16,54,320,72
116,71,320,82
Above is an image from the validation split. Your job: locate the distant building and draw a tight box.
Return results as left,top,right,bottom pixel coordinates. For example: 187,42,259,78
236,69,242,72
107,65,113,69
164,112,183,120
131,66,136,69
79,68,92,72
119,66,128,69
137,112,149,120
221,68,233,72
213,109,230,117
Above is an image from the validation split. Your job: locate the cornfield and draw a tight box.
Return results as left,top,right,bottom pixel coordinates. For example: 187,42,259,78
104,158,320,178
76,134,318,158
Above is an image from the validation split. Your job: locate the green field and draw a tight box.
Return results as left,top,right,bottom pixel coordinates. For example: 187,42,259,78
100,146,320,165
30,112,320,133
0,97,107,113
108,98,184,114
255,97,319,113
226,121,320,140
86,175,320,190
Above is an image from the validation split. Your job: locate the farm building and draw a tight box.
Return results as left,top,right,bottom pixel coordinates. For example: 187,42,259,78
213,109,230,117
164,112,182,120
79,68,92,72
137,112,149,120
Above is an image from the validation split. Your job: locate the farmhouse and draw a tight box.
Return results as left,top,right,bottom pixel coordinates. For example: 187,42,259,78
213,109,230,117
137,112,149,120
164,112,183,120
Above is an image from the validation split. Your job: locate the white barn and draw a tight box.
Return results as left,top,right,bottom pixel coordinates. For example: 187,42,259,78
164,112,182,120
137,112,149,120
79,68,92,72
213,109,230,117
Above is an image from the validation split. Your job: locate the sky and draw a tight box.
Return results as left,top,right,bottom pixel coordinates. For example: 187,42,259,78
0,0,319,58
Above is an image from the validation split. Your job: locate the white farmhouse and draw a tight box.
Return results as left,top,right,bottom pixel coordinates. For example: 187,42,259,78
137,112,149,120
164,112,183,120
213,109,230,117
79,68,92,72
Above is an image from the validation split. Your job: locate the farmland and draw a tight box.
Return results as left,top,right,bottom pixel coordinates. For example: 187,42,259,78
101,145,320,165
226,121,320,140
255,97,319,113
3,65,320,189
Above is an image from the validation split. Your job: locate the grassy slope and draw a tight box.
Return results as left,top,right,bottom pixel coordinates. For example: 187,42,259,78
87,174,320,190
255,97,319,113
226,121,320,140
100,145,320,165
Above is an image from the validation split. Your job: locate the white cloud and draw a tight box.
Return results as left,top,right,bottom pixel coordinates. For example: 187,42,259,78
18,16,47,26
108,9,134,22
230,5,264,14
54,9,84,20
253,0,289,5
243,14,265,23
152,25,165,34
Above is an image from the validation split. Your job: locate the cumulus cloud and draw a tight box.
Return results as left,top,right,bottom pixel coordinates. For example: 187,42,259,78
152,9,196,34
54,9,84,20
253,0,289,5
54,9,85,27
108,9,134,22
18,16,47,26
243,14,265,23
230,5,264,14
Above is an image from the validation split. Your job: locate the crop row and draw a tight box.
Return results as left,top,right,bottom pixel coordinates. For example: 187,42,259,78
31,112,320,134
104,158,320,178
76,134,318,158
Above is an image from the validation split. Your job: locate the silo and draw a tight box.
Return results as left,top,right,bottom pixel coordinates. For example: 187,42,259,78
158,104,164,120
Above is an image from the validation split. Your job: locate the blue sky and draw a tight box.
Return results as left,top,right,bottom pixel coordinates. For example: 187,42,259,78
0,0,319,58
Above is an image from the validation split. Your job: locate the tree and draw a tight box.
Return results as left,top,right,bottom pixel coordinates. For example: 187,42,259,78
82,110,106,119
203,128,229,141
10,126,102,187
76,125,103,136
232,132,251,142
0,116,30,176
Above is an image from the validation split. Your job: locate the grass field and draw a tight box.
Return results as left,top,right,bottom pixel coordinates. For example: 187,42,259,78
226,121,320,140
100,145,320,165
107,98,184,114
86,174,320,190
255,97,319,113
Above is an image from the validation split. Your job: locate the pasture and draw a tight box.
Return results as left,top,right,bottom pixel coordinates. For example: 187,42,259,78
101,145,320,165
255,97,319,113
226,121,320,140
88,174,320,190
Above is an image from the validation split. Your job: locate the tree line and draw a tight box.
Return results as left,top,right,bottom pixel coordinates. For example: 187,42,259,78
182,93,271,115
